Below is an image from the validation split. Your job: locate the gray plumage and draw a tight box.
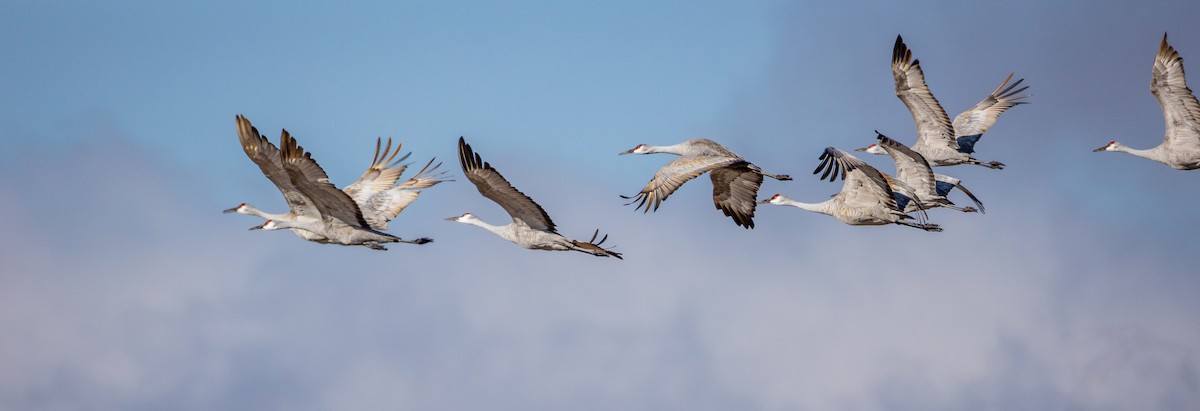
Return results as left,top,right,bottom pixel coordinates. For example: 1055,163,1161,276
1094,33,1200,170
887,35,1028,169
861,131,983,213
449,137,621,259
619,138,792,229
759,147,941,232
226,115,435,250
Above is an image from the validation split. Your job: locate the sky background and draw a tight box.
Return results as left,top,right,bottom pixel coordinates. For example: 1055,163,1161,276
3,0,1200,410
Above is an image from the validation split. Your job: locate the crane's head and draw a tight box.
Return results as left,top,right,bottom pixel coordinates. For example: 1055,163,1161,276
619,144,651,155
757,193,788,205
853,144,886,155
223,203,249,214
250,219,281,231
444,212,479,223
1093,140,1121,152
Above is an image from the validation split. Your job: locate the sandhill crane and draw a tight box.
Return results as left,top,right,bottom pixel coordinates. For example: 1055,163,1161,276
759,147,941,232
226,115,433,250
1094,34,1200,170
619,138,792,229
447,137,622,259
856,131,984,213
871,35,1029,169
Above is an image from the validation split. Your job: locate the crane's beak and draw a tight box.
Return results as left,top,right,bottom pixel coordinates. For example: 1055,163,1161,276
1092,144,1109,152
618,148,635,155
757,198,772,204
248,224,264,231
443,216,459,221
222,207,239,213
852,146,869,152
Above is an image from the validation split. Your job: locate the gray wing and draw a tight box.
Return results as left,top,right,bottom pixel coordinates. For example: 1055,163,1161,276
234,115,318,218
624,154,743,213
343,137,411,207
892,35,958,153
709,164,763,229
933,173,986,213
813,147,900,211
278,129,371,228
952,73,1029,154
359,159,449,230
875,132,938,198
1151,33,1200,152
457,137,556,232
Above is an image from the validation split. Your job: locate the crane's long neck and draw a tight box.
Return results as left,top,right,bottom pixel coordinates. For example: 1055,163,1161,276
1116,144,1167,163
779,198,834,216
644,143,688,156
463,217,514,240
243,205,291,221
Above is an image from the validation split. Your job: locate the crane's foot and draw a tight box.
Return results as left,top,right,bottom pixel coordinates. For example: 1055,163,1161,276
980,161,1005,170
921,223,943,232
412,237,433,245
960,206,978,213
364,242,389,251
769,173,793,181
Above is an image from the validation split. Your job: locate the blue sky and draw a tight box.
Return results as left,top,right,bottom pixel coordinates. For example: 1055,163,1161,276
3,1,1200,410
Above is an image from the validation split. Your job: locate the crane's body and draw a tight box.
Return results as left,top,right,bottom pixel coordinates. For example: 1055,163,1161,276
449,137,622,259
620,138,791,229
1095,34,1200,170
860,132,983,213
760,147,941,232
226,115,433,250
879,35,1029,169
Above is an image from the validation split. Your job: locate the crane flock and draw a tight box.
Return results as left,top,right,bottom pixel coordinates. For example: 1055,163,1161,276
226,33,1200,257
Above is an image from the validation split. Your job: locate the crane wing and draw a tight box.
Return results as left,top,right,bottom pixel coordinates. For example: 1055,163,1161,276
952,73,1030,154
1151,33,1200,153
623,154,742,213
457,137,556,232
234,115,319,218
342,137,411,207
813,147,899,212
875,132,938,198
278,129,371,228
892,35,958,153
358,159,449,230
933,173,986,214
709,163,764,229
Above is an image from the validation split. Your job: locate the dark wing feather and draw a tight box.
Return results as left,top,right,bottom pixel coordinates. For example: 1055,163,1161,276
278,129,371,228
235,115,318,216
709,164,763,229
457,137,556,232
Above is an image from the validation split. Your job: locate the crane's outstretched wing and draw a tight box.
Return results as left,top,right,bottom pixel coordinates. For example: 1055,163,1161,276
343,137,411,206
457,137,556,232
952,73,1030,154
709,163,764,229
1151,33,1200,152
278,129,371,228
933,173,986,214
235,115,319,217
359,158,449,230
875,132,938,197
813,147,900,212
892,35,957,153
622,154,742,213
